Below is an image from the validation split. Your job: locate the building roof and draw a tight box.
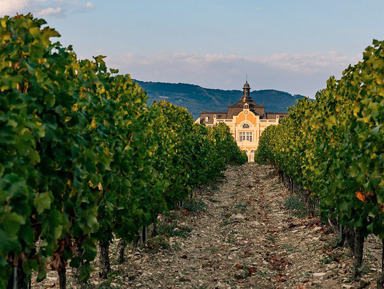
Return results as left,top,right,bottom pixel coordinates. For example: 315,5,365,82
198,112,228,124
198,81,287,124
227,97,265,118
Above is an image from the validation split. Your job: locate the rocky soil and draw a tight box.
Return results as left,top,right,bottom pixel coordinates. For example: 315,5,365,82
34,163,382,289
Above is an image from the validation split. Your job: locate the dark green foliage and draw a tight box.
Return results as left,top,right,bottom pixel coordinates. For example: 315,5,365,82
256,39,384,241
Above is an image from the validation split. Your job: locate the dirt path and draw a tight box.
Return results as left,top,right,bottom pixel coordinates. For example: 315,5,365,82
36,163,381,288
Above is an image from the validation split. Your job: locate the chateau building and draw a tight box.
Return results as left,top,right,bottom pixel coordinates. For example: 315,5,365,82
195,81,287,162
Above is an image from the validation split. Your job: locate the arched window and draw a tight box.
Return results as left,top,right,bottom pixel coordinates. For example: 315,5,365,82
244,103,249,109
243,124,250,129
205,116,209,122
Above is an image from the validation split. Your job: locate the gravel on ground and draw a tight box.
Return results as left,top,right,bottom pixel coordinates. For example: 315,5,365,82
33,163,382,289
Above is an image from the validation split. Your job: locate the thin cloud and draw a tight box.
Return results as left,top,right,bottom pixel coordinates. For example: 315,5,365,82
0,0,30,16
119,51,355,74
108,51,361,98
38,6,61,16
262,51,353,73
0,0,94,18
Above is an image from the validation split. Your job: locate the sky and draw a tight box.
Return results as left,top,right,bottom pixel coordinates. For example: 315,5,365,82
1,0,384,98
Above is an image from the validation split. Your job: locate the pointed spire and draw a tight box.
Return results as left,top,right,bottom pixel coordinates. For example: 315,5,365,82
242,79,251,102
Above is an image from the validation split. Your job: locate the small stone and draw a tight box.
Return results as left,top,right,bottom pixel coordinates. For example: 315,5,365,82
328,263,338,269
231,213,245,220
313,272,327,277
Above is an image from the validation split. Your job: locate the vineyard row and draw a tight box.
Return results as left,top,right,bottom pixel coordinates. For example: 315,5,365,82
0,14,247,289
256,39,384,285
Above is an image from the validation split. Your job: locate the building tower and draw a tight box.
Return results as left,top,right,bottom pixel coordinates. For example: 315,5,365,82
195,80,288,162
242,81,251,102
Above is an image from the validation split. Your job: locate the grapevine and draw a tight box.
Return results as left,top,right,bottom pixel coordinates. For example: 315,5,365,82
256,39,384,278
0,14,246,289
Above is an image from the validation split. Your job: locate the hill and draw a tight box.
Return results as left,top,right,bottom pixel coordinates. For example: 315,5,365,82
135,80,305,119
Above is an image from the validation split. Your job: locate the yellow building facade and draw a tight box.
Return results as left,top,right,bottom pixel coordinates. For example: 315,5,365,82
195,81,287,162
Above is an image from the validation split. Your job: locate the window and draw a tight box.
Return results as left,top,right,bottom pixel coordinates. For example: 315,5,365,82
243,124,250,129
244,103,249,109
239,131,253,142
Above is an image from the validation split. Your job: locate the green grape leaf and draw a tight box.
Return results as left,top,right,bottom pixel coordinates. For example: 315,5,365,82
78,262,93,282
34,192,52,214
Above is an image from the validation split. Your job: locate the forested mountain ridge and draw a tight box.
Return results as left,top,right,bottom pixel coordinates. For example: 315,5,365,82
136,80,306,119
